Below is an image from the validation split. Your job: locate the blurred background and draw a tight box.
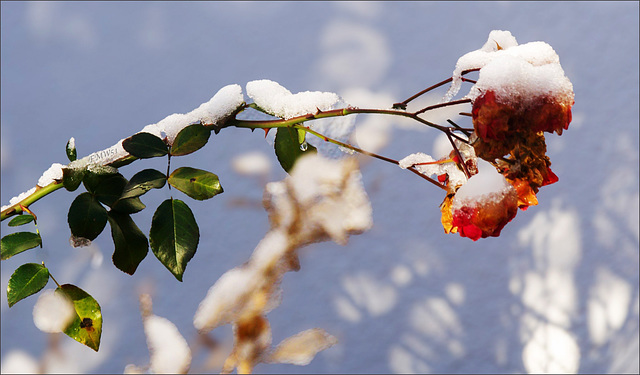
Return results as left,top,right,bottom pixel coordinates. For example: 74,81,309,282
1,2,638,373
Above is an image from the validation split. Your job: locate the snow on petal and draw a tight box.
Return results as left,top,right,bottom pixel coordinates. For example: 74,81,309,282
33,289,75,333
246,79,341,119
443,29,573,111
268,328,338,366
453,159,514,208
144,315,192,374
444,30,519,102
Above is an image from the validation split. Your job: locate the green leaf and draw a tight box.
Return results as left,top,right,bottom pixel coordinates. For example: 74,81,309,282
111,197,146,215
7,263,49,307
149,199,199,281
170,123,211,156
56,284,102,352
1,232,42,260
274,127,317,173
67,192,108,241
120,169,167,200
82,167,118,194
122,132,168,159
82,172,146,214
168,167,224,201
8,215,34,227
107,212,149,275
93,174,128,207
66,138,77,162
62,167,87,192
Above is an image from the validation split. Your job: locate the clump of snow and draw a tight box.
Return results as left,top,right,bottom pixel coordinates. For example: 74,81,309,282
246,80,341,119
268,328,338,366
147,84,245,145
37,163,65,187
399,151,468,189
195,154,372,337
3,85,246,212
443,30,574,109
193,230,290,333
33,290,76,333
231,151,272,176
265,154,373,245
2,187,38,211
0,350,40,374
194,262,264,332
469,52,574,107
144,315,192,374
452,159,515,209
67,137,75,150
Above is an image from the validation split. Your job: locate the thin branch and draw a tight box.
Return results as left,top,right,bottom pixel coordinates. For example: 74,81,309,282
446,130,471,179
446,119,472,138
299,125,447,191
414,98,472,116
393,68,480,108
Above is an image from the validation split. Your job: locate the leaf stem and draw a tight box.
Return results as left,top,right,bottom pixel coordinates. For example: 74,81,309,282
47,267,61,288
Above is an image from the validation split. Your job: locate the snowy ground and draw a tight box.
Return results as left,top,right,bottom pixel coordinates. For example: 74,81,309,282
1,2,638,373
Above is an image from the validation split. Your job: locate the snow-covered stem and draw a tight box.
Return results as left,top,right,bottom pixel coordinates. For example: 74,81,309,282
1,182,64,221
1,92,470,221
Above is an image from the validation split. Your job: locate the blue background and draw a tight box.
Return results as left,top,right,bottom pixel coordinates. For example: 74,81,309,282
2,2,638,373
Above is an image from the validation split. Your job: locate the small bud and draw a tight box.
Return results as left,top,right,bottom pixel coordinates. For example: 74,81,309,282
66,137,77,162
